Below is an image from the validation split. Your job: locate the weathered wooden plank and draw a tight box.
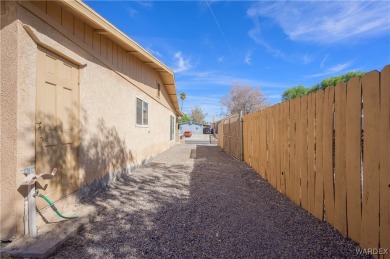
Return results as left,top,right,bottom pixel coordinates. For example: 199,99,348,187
281,102,287,194
243,116,247,163
314,90,324,220
285,102,291,198
334,81,347,235
288,98,296,202
345,76,362,243
266,108,271,181
260,109,266,178
254,112,260,173
274,105,279,189
294,98,301,205
380,65,390,259
361,71,380,251
275,105,281,191
300,95,309,210
269,107,276,187
323,86,335,225
307,93,316,215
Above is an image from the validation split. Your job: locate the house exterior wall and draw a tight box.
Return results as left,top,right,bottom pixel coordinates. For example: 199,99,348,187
179,123,204,135
0,0,179,240
1,1,20,240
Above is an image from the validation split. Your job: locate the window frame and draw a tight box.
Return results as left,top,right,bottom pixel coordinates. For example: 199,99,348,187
136,97,149,127
170,115,175,141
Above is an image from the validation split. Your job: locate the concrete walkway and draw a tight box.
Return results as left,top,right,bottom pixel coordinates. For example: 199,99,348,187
184,134,217,144
23,144,369,258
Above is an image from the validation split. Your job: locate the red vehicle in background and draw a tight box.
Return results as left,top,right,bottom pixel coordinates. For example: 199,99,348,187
184,131,192,137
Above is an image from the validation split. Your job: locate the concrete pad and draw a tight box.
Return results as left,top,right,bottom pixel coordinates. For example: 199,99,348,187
184,134,217,144
0,205,97,258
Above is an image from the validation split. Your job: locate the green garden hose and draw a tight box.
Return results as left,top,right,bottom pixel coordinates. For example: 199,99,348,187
34,191,79,220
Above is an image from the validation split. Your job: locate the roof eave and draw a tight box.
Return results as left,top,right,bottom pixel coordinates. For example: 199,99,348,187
58,0,181,115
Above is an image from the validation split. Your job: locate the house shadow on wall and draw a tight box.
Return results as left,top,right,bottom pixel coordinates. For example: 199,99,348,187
17,106,134,224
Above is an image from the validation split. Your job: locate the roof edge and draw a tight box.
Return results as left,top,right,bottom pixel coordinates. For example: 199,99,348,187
59,0,182,115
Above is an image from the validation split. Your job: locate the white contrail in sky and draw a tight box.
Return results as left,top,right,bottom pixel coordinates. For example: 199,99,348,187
205,0,235,60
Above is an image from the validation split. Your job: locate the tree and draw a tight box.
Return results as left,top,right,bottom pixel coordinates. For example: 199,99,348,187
190,106,207,124
221,83,268,115
282,85,308,101
281,71,365,101
178,113,191,123
180,92,186,111
319,71,365,90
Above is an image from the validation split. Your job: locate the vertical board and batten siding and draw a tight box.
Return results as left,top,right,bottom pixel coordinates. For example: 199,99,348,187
29,1,172,111
219,65,390,255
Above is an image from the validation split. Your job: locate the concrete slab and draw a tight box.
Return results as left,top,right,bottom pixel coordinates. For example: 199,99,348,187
184,134,217,144
0,205,97,258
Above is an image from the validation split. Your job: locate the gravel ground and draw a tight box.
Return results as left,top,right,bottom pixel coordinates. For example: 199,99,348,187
51,144,369,258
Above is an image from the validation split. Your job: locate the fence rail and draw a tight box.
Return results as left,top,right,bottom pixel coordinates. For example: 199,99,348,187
218,65,390,254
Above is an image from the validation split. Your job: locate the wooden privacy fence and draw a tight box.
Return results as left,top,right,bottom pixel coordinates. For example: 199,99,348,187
218,113,242,160
241,65,390,255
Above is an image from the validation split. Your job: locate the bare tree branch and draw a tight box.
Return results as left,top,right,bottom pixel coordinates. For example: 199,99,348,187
221,82,268,115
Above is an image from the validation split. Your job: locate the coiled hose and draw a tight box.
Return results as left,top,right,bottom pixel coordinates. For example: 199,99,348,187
34,190,79,220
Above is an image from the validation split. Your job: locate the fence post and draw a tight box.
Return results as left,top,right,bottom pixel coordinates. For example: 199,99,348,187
239,110,243,161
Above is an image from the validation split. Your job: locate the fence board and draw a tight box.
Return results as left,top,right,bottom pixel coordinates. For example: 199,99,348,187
323,86,335,225
307,93,315,215
300,95,309,210
314,90,324,220
281,102,288,194
285,101,291,198
269,107,276,187
380,65,390,259
335,82,347,235
288,99,296,202
242,116,247,162
255,112,260,173
361,71,380,251
275,105,281,191
251,113,255,165
218,122,223,148
345,77,362,243
260,109,266,178
265,109,270,181
294,98,301,205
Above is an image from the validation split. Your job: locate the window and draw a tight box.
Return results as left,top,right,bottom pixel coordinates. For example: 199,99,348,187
136,98,148,126
170,115,175,141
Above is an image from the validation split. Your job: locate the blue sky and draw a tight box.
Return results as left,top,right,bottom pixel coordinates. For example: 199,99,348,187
85,1,390,122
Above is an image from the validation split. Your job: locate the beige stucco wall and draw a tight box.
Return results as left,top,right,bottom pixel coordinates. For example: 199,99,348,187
1,1,178,239
1,1,19,240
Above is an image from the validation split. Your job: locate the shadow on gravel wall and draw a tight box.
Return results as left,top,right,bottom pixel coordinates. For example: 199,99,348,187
51,145,369,258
